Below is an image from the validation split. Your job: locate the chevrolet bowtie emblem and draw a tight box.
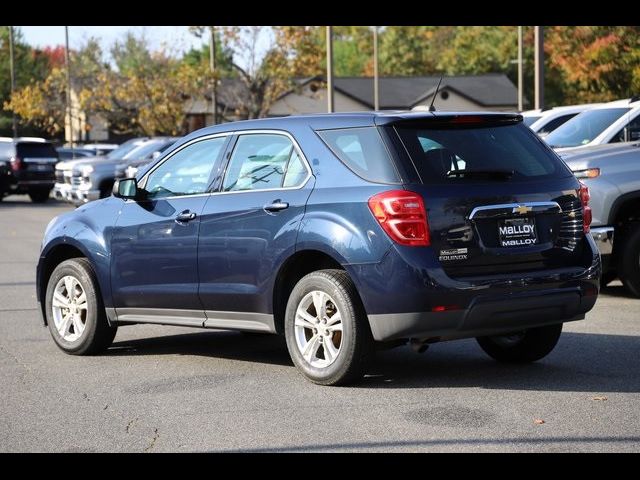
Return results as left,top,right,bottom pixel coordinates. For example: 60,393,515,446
513,205,533,215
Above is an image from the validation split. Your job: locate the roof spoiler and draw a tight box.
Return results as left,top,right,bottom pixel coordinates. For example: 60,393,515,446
378,113,523,128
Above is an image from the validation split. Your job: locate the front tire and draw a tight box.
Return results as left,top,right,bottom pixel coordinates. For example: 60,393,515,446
28,187,51,203
45,258,117,355
476,323,563,363
284,269,373,386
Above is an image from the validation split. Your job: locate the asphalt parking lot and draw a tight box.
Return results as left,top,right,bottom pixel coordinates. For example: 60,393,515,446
1,196,639,452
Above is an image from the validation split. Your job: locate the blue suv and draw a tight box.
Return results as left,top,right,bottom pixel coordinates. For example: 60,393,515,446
37,112,601,385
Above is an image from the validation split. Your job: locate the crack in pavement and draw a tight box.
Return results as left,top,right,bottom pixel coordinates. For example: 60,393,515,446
144,428,160,452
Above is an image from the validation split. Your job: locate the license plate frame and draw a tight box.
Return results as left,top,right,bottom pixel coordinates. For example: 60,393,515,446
498,217,538,247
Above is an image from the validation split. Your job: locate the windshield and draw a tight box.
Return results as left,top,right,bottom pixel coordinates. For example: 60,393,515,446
395,123,571,184
523,116,541,127
545,108,630,148
106,139,145,159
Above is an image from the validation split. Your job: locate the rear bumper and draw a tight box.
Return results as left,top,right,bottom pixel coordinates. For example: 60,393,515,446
351,235,601,342
368,289,595,341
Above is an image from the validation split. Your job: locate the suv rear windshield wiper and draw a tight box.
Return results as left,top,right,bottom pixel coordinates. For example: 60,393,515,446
446,169,514,180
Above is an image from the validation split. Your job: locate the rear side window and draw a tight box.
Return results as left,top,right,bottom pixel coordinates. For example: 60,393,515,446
16,143,57,158
318,127,399,183
396,123,571,184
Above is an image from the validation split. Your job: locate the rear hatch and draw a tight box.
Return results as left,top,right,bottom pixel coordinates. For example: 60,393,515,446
16,142,58,181
388,115,587,278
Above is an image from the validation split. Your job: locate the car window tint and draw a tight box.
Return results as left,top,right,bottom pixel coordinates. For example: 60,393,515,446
144,137,225,199
318,127,399,183
283,150,308,188
16,143,57,158
396,123,569,184
223,134,293,192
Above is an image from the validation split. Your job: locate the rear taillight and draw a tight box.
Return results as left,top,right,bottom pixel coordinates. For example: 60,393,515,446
579,182,592,234
368,190,430,247
9,156,23,172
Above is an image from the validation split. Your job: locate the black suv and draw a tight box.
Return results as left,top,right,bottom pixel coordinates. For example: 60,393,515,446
0,138,58,203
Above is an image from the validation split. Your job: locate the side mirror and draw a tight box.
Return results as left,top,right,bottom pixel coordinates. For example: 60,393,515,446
113,178,138,199
152,151,162,160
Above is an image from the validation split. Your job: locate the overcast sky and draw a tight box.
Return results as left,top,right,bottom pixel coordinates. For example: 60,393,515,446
19,26,202,53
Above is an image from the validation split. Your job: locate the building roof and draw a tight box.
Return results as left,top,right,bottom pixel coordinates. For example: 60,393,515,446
197,74,519,114
328,74,518,109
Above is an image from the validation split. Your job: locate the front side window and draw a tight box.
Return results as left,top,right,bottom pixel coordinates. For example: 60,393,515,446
223,134,306,192
144,137,226,199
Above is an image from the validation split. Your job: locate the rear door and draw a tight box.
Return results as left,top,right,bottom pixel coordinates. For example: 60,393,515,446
197,131,314,326
391,119,586,278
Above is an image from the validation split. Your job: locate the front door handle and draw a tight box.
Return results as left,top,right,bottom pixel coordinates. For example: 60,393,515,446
263,201,289,213
175,210,197,223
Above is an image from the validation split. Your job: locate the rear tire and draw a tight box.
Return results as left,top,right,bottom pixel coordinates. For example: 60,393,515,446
476,323,563,363
617,224,640,297
28,187,51,203
45,258,117,355
284,269,373,386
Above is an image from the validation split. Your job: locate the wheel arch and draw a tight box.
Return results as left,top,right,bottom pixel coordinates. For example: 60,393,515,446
272,249,364,335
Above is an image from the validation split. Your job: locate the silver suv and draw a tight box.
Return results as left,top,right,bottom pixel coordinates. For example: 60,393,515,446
54,137,177,205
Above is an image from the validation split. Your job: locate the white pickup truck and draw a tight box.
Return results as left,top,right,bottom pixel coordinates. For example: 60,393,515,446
560,141,640,296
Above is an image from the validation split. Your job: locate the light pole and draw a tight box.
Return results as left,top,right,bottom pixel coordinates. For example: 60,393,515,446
518,26,523,112
534,26,544,110
209,26,218,125
326,26,334,113
8,26,18,138
373,26,379,111
64,26,74,153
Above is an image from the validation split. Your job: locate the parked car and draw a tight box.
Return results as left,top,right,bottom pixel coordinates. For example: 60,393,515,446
560,141,640,296
56,147,95,161
523,104,602,138
68,137,178,205
37,112,600,385
54,138,151,203
113,138,178,183
545,97,640,152
79,143,119,156
0,137,58,202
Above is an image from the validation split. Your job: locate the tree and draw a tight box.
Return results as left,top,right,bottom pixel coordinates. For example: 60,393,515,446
0,27,51,136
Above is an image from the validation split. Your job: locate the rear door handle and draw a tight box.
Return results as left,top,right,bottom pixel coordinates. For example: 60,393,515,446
263,201,289,213
175,210,197,223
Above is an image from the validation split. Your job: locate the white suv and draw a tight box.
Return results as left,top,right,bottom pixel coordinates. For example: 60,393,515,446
522,104,602,138
544,98,640,152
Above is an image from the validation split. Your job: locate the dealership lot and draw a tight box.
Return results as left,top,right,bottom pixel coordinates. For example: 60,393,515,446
1,196,639,452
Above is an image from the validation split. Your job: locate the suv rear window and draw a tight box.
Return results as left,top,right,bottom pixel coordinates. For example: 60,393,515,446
317,127,399,183
16,143,58,158
395,123,571,184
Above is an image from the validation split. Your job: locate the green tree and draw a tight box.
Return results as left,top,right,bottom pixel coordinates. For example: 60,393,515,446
0,27,51,136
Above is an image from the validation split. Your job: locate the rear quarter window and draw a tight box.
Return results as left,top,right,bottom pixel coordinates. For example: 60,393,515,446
395,123,572,184
317,127,400,183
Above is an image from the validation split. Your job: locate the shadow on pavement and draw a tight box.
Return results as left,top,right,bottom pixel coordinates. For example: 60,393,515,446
109,330,640,393
218,435,640,452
